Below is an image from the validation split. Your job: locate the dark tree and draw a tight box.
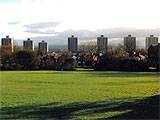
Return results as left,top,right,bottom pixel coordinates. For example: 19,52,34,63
15,50,36,69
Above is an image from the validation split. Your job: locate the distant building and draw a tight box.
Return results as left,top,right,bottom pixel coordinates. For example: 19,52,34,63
38,40,48,54
148,43,160,71
158,43,160,71
146,35,158,50
97,35,108,54
68,35,78,53
1,36,14,52
23,38,34,51
124,35,136,56
159,43,160,71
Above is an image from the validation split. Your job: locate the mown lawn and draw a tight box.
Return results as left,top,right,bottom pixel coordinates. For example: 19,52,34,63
0,70,159,119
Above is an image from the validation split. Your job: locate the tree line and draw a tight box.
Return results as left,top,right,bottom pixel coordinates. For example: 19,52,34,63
0,45,159,71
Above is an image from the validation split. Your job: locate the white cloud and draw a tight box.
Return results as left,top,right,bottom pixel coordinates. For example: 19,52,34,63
0,0,160,40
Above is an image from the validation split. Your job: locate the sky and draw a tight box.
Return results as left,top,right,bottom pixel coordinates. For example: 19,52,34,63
0,0,160,45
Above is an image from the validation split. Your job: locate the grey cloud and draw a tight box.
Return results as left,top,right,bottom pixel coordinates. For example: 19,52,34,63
23,22,60,29
27,28,160,46
24,29,57,35
53,28,160,41
23,21,60,35
95,28,160,38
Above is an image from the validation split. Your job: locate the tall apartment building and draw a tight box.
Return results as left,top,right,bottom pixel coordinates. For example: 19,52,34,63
97,35,108,53
1,36,14,52
23,38,34,51
148,43,160,71
68,35,78,53
38,40,48,54
159,43,160,71
146,35,158,50
124,35,136,55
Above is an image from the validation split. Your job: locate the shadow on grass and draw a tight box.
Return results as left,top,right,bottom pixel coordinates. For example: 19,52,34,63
81,71,160,78
1,95,159,119
22,71,80,75
16,70,160,78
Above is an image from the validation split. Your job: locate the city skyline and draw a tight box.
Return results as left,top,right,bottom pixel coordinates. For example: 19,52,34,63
0,0,160,44
1,34,159,51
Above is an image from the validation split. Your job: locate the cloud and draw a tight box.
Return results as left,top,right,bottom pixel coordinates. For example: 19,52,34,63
23,21,60,35
52,28,160,41
24,29,57,35
0,0,21,4
8,21,20,25
29,28,160,46
23,22,60,29
13,27,160,47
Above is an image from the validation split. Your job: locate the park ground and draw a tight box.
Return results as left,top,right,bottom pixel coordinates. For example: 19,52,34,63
0,70,159,119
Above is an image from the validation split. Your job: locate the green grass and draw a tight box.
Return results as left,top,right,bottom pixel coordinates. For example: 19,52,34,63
0,70,159,119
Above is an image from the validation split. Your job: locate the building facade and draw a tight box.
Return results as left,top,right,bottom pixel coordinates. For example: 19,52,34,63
68,35,78,53
148,43,160,71
146,35,158,50
159,43,160,71
124,35,136,55
38,40,48,54
23,38,34,51
1,36,14,52
97,35,108,54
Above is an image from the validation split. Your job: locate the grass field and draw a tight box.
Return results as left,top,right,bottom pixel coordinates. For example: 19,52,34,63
0,70,159,119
